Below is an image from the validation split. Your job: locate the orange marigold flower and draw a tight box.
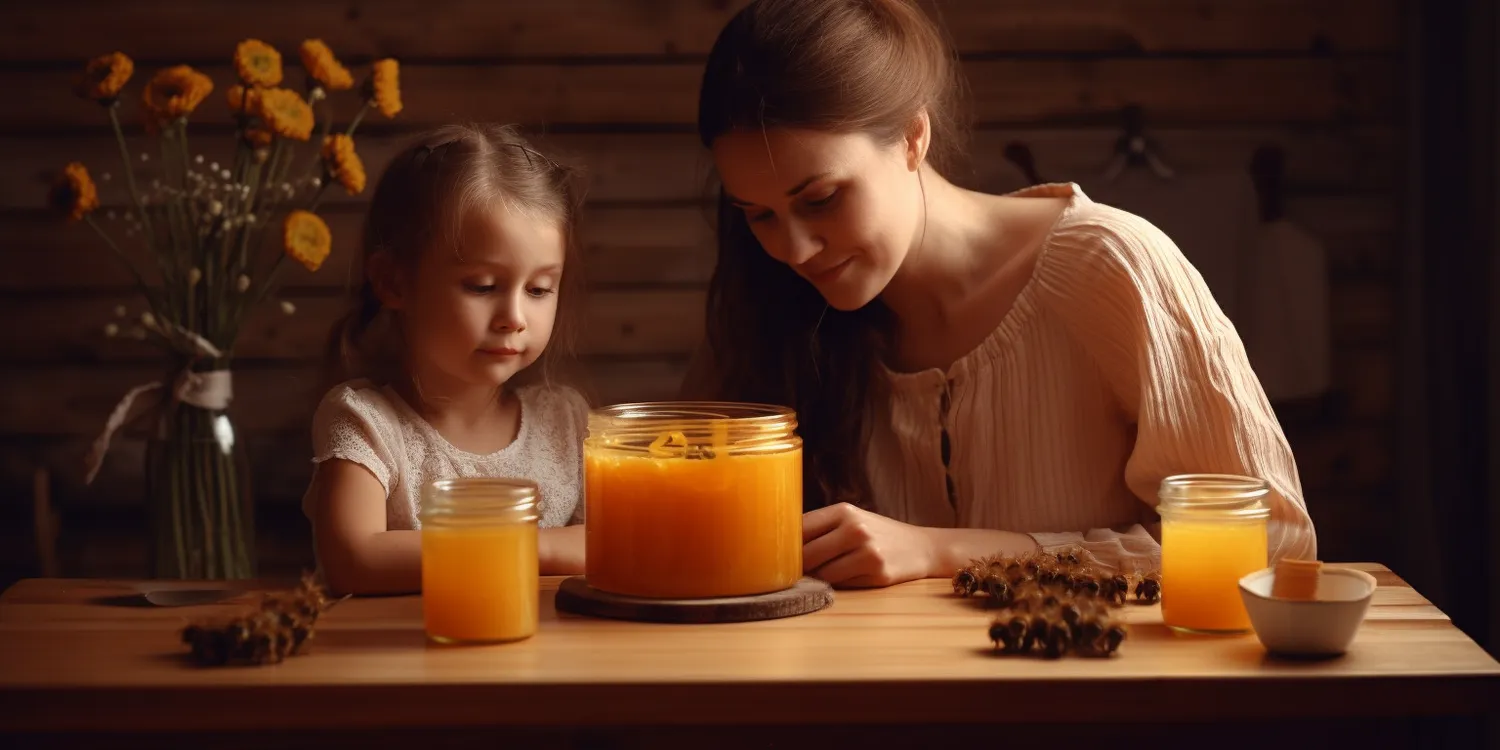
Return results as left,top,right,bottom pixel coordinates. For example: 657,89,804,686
74,51,134,103
257,87,314,141
365,58,402,118
141,65,214,129
49,162,100,221
283,210,332,272
320,134,366,195
226,84,263,116
234,39,283,88
298,40,353,91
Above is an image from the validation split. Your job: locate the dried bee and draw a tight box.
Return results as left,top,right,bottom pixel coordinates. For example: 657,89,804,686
1003,558,1030,586
1074,574,1101,598
1072,618,1128,658
1041,620,1073,659
1059,601,1082,628
1101,573,1130,606
990,615,1031,654
953,567,980,597
983,574,1015,608
1134,572,1162,604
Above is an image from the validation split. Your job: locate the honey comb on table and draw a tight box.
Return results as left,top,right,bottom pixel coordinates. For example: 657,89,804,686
1271,558,1322,600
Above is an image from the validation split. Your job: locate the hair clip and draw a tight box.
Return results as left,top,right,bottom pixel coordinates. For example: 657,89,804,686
498,141,563,172
410,139,459,171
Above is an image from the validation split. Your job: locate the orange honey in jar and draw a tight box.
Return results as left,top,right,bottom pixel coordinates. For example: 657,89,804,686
584,402,802,599
1158,473,1271,634
419,478,540,644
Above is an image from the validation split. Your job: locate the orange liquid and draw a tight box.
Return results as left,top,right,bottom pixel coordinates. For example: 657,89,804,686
585,446,802,598
421,523,538,643
1161,518,1267,633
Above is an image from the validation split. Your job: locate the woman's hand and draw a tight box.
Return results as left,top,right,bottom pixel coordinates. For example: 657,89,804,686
802,502,938,588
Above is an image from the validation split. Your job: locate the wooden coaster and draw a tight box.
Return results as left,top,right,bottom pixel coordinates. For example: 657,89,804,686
554,576,834,624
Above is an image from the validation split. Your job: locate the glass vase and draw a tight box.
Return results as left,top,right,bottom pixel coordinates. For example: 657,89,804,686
144,379,256,580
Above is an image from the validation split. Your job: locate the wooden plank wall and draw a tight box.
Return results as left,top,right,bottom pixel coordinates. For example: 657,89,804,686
0,0,1404,583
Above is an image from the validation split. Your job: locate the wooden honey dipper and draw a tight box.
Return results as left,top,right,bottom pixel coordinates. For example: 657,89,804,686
1271,558,1322,600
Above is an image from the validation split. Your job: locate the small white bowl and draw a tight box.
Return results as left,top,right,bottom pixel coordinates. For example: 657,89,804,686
1238,566,1377,657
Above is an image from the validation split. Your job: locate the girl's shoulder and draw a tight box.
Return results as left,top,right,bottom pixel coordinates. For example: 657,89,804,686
515,382,591,434
314,378,404,432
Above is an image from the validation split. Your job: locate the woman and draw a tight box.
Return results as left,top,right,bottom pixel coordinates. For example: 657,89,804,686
682,0,1316,587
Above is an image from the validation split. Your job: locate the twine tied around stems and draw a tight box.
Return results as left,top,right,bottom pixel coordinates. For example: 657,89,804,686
84,326,230,485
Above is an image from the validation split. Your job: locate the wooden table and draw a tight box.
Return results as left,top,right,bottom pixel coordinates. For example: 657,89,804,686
1,563,1496,749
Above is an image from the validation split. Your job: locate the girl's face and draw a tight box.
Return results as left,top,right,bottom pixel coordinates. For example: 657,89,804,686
711,125,926,311
382,203,565,392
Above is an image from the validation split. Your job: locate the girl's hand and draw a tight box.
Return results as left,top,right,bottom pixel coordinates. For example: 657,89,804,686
802,502,937,588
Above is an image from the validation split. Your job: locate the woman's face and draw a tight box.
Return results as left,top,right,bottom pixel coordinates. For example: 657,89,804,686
711,125,926,311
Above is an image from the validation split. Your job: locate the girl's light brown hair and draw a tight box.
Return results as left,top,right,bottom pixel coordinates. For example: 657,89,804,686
695,0,968,511
322,122,587,393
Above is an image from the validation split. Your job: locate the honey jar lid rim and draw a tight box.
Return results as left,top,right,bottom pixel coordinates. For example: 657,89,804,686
420,477,540,521
590,400,796,422
1157,473,1271,516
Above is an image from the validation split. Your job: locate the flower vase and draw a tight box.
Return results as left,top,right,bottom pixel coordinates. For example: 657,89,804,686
144,370,256,580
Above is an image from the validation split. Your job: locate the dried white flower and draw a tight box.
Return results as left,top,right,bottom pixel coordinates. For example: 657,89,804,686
221,169,232,180
140,311,156,328
210,162,219,172
103,323,119,338
280,300,297,315
310,177,322,188
140,153,149,162
188,268,202,286
309,86,326,102
245,213,256,224
236,275,251,293
113,305,127,318
195,154,204,165
100,172,111,182
209,200,223,216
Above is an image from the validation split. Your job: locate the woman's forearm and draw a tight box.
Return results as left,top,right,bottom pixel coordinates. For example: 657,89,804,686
922,527,1041,578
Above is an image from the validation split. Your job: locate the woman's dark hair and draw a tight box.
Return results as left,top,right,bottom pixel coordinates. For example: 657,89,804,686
322,122,587,394
696,0,967,510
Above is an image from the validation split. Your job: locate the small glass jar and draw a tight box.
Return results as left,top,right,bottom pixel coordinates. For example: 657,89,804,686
584,401,803,599
1158,473,1271,634
419,477,540,644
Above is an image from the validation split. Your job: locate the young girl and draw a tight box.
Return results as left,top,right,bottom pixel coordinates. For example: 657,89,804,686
304,123,590,596
684,0,1317,586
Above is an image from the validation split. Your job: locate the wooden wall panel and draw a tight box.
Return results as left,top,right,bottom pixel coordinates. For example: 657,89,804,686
0,0,1406,584
4,57,1400,131
4,128,1396,209
0,0,1399,63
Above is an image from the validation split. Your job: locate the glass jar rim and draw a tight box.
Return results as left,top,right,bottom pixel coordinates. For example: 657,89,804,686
1157,473,1271,518
586,401,800,458
590,401,795,424
420,477,539,524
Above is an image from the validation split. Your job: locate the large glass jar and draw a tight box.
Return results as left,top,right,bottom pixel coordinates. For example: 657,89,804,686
584,402,803,599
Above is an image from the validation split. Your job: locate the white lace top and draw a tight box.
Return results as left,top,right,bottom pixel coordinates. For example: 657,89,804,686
305,379,590,530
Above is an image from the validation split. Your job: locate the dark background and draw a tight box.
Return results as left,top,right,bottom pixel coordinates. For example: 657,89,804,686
1,0,1494,657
